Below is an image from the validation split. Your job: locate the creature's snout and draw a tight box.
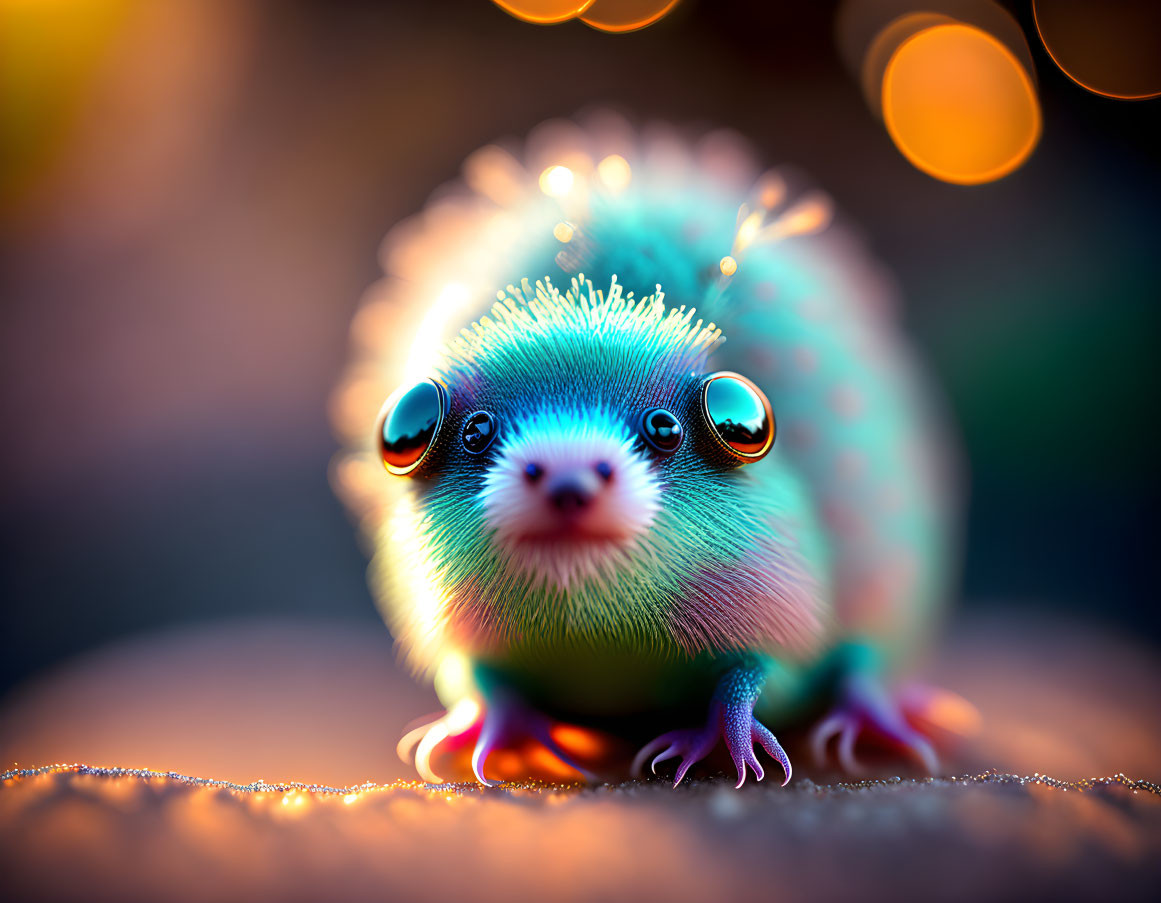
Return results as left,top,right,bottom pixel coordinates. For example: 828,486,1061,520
526,460,615,518
481,407,661,588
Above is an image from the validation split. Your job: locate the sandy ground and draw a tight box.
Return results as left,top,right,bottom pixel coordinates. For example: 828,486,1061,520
1,613,1159,902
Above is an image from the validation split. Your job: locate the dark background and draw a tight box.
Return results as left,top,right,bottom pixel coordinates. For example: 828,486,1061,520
1,0,1158,699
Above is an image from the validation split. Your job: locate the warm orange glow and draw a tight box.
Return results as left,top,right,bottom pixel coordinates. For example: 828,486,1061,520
328,373,391,443
0,0,134,213
718,255,738,277
909,687,983,738
882,24,1041,185
463,144,528,206
550,724,607,758
759,193,833,243
492,1,595,25
580,0,681,34
523,746,580,780
756,172,785,210
553,221,574,243
859,12,957,116
1033,0,1161,100
489,749,524,779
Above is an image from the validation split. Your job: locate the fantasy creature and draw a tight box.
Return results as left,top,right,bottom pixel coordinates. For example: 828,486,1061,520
332,112,966,787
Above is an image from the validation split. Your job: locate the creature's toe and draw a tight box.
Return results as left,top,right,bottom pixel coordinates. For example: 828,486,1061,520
470,700,601,787
638,710,792,789
650,745,680,773
811,681,948,776
400,697,607,785
752,720,792,786
631,731,683,777
672,738,715,787
633,728,717,786
471,730,501,787
724,712,791,788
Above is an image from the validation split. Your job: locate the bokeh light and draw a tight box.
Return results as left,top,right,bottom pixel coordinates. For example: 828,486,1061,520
837,2,1042,185
858,12,956,116
492,1,595,25
881,24,1041,185
538,163,574,196
580,0,682,34
1033,0,1161,100
596,153,632,192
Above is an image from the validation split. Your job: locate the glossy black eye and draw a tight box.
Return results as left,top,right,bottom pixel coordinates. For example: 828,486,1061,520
378,378,448,476
640,408,683,453
461,410,499,455
701,371,775,462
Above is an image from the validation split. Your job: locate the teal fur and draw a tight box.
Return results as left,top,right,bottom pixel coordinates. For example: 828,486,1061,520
434,167,953,668
361,128,954,730
387,278,830,699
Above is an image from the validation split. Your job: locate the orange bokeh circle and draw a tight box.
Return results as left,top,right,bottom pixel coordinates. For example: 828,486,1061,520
492,1,595,26
580,0,681,34
882,23,1041,185
1033,0,1161,100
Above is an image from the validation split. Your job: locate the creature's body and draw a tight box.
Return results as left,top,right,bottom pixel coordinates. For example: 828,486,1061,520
334,114,964,786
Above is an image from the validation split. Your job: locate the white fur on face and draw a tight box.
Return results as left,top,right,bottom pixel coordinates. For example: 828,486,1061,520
481,406,661,590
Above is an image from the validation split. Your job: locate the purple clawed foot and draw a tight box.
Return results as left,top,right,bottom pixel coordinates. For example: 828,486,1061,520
471,690,598,788
632,700,792,789
810,672,940,776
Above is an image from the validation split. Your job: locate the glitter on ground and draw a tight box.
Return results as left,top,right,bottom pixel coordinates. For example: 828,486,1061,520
1,614,1159,901
1,764,1158,902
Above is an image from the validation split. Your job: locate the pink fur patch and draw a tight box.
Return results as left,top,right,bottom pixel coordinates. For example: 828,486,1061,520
668,535,823,658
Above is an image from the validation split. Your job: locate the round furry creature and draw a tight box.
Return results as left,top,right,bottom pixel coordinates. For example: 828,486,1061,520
333,114,967,786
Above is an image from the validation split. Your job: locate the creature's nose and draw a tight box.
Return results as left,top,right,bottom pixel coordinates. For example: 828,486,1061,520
532,461,614,516
548,481,592,513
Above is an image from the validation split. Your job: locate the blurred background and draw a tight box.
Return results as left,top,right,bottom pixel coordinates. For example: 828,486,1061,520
1,0,1158,712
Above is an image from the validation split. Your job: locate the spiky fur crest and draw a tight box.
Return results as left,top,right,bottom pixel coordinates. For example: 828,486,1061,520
374,277,823,670
442,275,722,410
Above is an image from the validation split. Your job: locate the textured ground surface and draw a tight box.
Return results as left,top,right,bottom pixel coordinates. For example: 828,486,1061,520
1,613,1159,902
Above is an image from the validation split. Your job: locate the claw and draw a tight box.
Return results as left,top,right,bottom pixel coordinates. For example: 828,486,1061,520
631,732,681,777
810,713,846,768
673,754,701,787
636,703,792,789
838,719,861,775
402,695,603,785
651,746,678,773
471,725,500,788
811,677,949,775
467,704,600,786
752,721,792,786
898,729,938,775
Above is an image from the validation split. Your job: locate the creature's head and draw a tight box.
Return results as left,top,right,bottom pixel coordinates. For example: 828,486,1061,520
375,277,819,666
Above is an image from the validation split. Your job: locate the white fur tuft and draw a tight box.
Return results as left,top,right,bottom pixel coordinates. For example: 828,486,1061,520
481,406,660,590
